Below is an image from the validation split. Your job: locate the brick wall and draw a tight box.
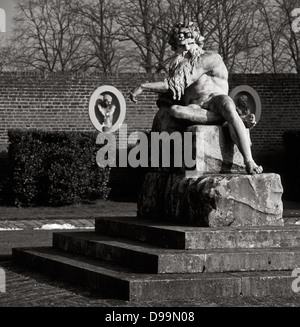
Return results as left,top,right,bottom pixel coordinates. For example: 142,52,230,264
0,72,162,150
229,74,300,159
1,72,300,176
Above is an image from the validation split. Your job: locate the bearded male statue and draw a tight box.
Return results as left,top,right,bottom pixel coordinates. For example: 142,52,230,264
129,22,262,175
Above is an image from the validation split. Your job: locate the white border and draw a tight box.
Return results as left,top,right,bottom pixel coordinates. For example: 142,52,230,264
229,85,262,123
89,85,126,133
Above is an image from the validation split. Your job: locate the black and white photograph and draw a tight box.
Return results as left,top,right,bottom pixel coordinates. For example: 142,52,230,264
0,0,300,315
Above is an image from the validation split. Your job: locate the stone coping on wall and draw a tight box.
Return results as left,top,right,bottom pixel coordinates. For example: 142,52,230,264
0,71,299,79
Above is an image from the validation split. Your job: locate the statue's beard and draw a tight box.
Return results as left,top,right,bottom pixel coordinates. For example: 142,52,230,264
167,47,203,101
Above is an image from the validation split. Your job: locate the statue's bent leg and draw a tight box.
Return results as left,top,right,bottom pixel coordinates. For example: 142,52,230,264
152,106,184,133
211,95,263,175
169,104,224,125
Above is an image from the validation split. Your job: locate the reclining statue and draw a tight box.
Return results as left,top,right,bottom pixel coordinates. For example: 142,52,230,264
129,22,262,175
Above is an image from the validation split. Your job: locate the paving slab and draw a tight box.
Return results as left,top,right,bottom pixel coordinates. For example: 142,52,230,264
12,246,300,301
1,260,300,307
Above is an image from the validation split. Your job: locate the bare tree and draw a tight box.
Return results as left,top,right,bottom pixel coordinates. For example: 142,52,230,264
275,0,300,73
231,7,265,73
117,0,209,73
148,0,193,73
117,0,160,73
238,0,300,74
148,0,173,73
5,0,300,74
0,36,6,71
117,0,195,73
10,0,88,72
259,0,283,73
155,0,259,73
79,0,124,73
204,0,257,72
249,0,292,73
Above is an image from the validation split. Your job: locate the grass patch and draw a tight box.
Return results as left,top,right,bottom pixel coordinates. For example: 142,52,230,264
0,200,137,220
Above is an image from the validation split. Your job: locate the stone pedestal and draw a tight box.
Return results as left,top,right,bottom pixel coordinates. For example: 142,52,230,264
137,172,284,227
138,124,284,227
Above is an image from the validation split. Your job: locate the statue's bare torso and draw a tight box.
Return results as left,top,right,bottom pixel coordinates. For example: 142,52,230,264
169,51,229,109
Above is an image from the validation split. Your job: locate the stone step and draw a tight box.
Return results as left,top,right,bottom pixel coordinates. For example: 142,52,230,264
53,232,300,274
12,247,297,301
95,217,300,250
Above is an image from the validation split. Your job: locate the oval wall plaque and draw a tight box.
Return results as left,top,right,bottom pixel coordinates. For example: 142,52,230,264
89,85,126,133
229,85,262,124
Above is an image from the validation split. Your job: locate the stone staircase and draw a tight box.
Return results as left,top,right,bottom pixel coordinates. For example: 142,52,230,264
12,216,300,301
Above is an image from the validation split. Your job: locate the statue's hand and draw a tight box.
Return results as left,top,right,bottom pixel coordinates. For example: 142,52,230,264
129,92,138,103
241,113,257,129
129,86,143,103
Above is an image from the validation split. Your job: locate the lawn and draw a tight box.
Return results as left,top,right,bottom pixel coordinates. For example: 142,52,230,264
0,200,137,220
1,199,300,221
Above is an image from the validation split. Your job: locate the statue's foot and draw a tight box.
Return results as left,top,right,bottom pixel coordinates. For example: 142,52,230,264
241,113,256,129
245,160,263,175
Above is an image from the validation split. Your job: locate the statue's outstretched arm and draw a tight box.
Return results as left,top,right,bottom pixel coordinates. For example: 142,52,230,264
129,80,169,103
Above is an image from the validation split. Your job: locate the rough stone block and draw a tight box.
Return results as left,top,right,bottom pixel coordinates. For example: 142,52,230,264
138,172,284,227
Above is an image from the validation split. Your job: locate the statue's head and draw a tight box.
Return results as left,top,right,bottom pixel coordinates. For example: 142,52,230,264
103,94,112,104
98,94,113,110
168,22,204,52
100,94,112,108
237,95,249,107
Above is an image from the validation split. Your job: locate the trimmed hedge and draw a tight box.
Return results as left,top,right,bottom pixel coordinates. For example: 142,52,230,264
7,129,110,206
283,130,300,154
282,130,300,200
